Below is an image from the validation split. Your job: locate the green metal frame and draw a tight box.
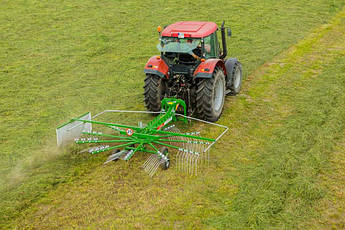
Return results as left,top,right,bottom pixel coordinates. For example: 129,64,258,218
66,98,215,161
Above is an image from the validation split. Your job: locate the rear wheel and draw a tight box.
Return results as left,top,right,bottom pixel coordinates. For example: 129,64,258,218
196,67,226,122
144,74,165,112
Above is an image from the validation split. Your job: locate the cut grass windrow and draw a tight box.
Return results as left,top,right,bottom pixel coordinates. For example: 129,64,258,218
9,6,345,230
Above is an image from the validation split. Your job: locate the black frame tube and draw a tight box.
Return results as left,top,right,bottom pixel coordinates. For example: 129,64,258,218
219,21,227,59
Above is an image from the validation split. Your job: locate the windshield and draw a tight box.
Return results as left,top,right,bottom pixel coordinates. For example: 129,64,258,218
157,37,201,54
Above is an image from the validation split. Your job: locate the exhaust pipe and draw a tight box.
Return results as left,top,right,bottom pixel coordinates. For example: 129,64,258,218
219,21,227,59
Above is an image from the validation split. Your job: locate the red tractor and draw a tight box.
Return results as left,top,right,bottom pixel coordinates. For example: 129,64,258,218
144,21,242,122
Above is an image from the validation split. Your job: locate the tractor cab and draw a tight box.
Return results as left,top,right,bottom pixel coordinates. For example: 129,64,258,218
144,21,242,122
157,22,224,65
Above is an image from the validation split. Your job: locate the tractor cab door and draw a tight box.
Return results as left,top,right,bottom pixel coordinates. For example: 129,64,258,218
203,32,220,59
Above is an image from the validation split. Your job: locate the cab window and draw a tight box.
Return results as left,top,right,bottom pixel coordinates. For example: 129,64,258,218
204,32,217,58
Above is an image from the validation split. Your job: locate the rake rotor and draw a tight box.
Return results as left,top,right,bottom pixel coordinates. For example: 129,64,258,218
56,98,228,176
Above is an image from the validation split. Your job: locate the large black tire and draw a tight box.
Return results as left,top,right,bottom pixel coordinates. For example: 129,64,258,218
225,58,242,95
143,74,165,112
196,67,226,122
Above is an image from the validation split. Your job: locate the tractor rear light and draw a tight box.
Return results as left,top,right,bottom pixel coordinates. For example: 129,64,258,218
156,56,161,60
201,58,205,62
171,32,191,38
157,26,162,32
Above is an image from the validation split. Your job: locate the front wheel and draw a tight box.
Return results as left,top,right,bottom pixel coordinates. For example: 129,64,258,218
196,67,226,122
225,58,243,95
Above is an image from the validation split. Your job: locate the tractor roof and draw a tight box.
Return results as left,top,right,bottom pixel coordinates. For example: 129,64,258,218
161,21,218,38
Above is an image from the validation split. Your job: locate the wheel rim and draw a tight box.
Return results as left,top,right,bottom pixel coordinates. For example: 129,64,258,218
213,77,224,112
234,67,241,89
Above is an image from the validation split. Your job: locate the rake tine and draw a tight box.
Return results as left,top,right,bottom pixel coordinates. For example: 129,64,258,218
187,152,191,173
193,155,197,175
188,153,192,174
148,157,160,174
147,155,157,166
142,155,154,169
152,159,164,176
176,151,181,171
191,154,195,174
192,140,197,154
144,156,156,172
148,158,162,177
200,144,205,165
148,158,159,173
200,145,204,165
142,156,151,168
144,160,153,173
183,151,187,172
147,156,157,169
178,151,182,171
195,155,199,176
186,152,191,173
179,150,183,171
191,154,195,175
148,164,157,177
189,154,193,174
184,151,187,170
203,148,206,165
185,152,189,173
146,159,155,174
144,156,157,173
207,149,210,166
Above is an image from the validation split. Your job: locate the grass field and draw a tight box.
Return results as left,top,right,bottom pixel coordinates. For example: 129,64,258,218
1,0,345,228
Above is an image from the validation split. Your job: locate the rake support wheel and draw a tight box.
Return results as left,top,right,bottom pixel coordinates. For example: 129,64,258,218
160,147,170,170
144,74,165,112
196,67,226,122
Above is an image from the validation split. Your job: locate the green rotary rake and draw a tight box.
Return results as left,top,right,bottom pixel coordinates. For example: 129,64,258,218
56,98,228,176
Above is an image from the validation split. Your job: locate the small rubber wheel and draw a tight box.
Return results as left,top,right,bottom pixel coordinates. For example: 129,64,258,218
160,147,170,170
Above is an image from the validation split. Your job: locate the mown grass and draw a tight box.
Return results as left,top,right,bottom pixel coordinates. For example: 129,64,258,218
305,125,345,229
1,0,345,228
5,5,345,229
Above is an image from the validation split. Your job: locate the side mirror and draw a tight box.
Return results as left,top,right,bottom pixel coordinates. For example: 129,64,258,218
227,28,232,37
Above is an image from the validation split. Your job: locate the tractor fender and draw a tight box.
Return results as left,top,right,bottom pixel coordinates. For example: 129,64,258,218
193,59,226,79
144,56,169,78
224,58,239,86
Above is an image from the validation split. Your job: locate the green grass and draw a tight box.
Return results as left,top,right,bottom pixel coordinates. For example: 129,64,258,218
1,0,345,228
